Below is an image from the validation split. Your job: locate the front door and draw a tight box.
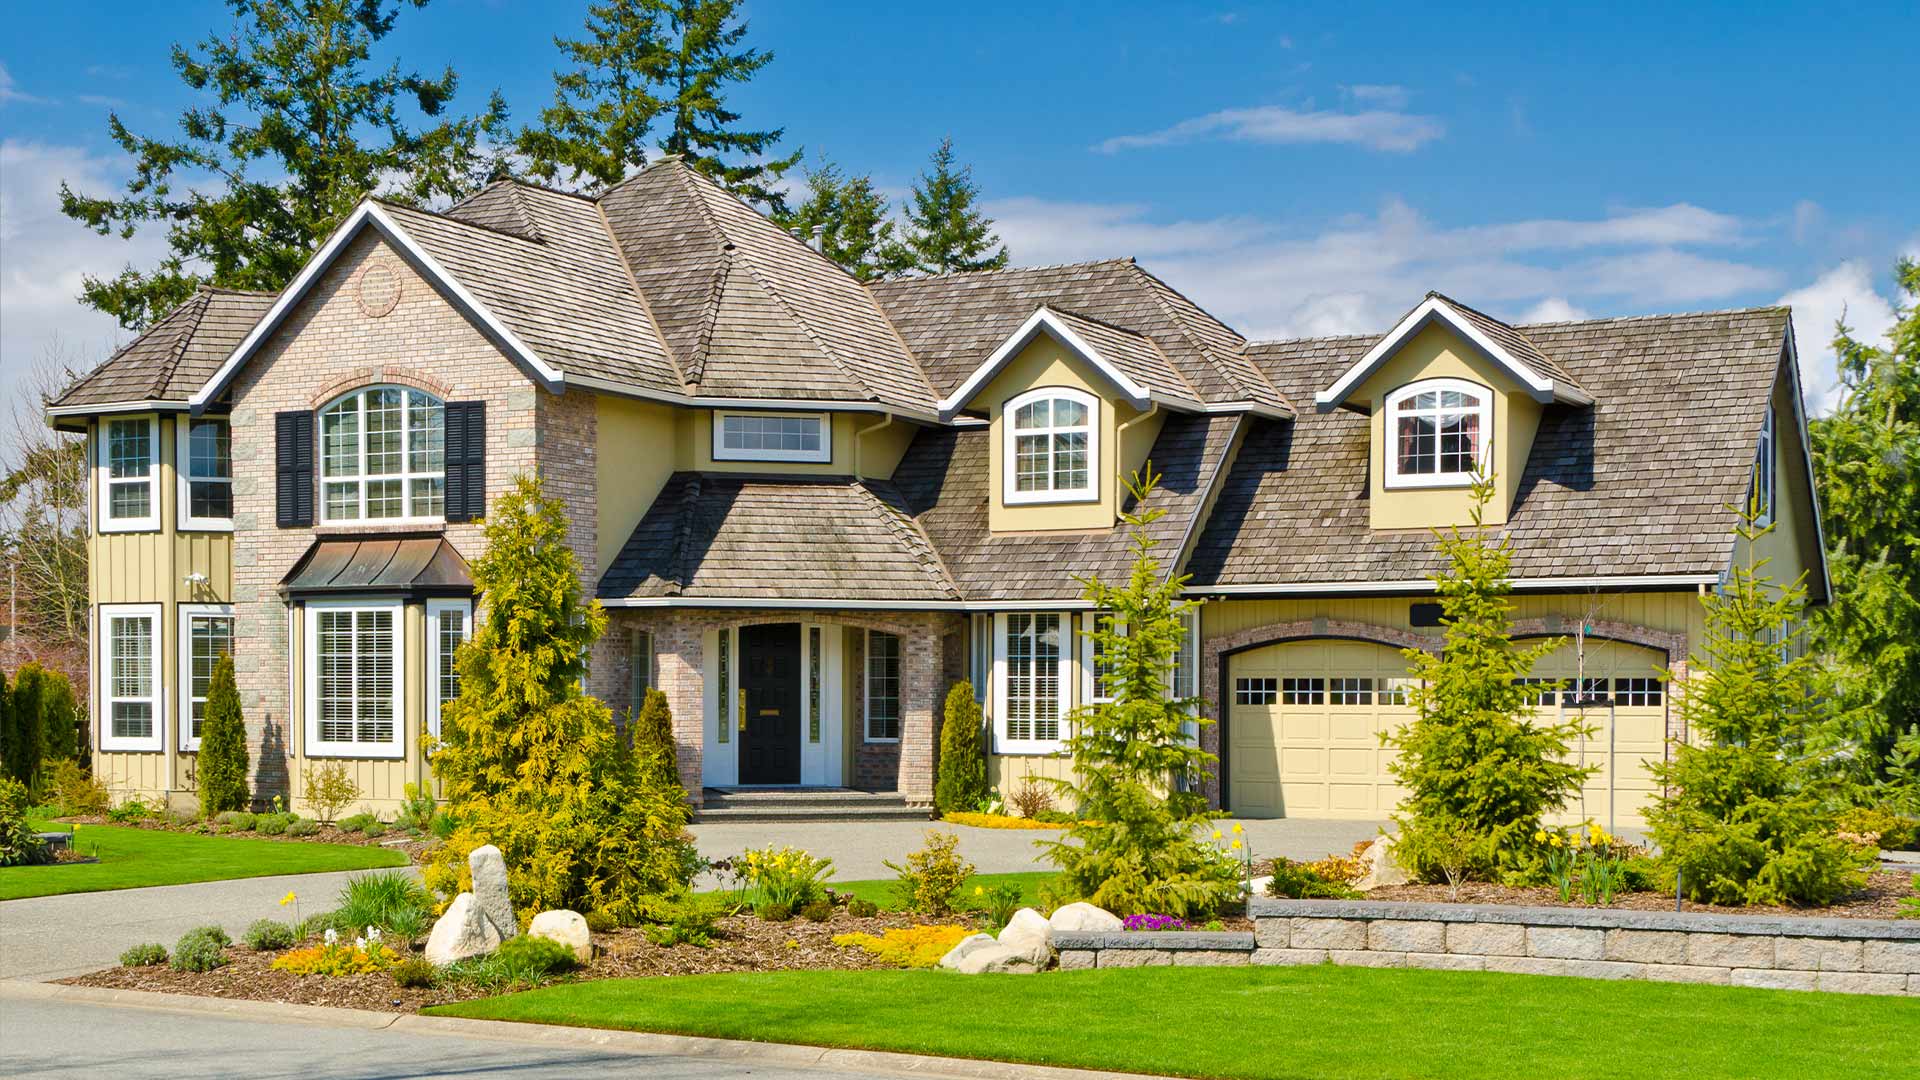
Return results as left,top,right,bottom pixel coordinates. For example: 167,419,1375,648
738,623,802,785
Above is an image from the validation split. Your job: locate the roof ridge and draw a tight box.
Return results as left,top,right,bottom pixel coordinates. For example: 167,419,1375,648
872,256,1139,286
857,479,961,600
685,249,732,387
373,197,551,247
150,288,213,398
1048,303,1202,401
1126,261,1256,402
590,197,694,393
735,257,877,400
591,153,689,202
1517,304,1791,329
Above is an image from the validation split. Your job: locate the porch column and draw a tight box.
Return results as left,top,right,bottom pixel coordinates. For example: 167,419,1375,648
654,612,707,808
898,615,943,807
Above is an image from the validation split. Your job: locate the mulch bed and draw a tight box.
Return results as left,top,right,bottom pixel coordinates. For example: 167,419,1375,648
1356,872,1915,920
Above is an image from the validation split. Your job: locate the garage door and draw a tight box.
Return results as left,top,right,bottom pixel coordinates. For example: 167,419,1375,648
1227,640,1416,819
1525,639,1670,830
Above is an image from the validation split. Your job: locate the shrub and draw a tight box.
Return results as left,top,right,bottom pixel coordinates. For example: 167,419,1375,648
48,760,109,817
361,821,387,839
215,810,257,830
756,901,794,922
336,812,378,834
0,777,49,867
272,941,399,976
2,665,44,787
243,919,297,951
1039,471,1241,918
392,783,436,834
335,871,435,940
120,943,169,967
799,899,833,923
196,654,251,815
1007,777,1054,820
584,908,619,933
846,898,879,918
285,817,319,837
631,688,683,795
642,894,720,947
423,476,697,924
106,795,157,824
934,682,988,814
1836,805,1919,851
738,845,834,910
977,882,1023,927
299,909,348,939
255,812,295,836
940,810,1062,830
171,926,231,972
1264,858,1363,900
831,925,972,968
441,934,578,991
302,762,359,826
391,957,437,988
35,667,80,765
884,830,975,915
1901,874,1920,920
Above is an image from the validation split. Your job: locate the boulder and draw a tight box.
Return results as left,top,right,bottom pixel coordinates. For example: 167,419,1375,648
468,844,518,941
1247,875,1274,898
997,908,1054,965
938,933,1002,971
528,909,592,963
1354,835,1410,891
1047,902,1122,933
424,893,501,966
954,943,1044,975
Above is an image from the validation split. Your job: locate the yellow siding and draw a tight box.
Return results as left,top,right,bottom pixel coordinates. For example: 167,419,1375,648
1203,592,1708,649
594,395,680,573
94,751,169,801
1740,371,1821,598
970,337,1141,533
688,410,905,477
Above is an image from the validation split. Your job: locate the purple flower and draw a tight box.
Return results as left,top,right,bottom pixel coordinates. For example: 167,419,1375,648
1122,914,1187,932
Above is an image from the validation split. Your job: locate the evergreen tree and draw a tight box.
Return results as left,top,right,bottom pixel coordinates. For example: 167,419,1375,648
0,670,15,788
630,688,683,796
197,655,251,815
1038,470,1240,917
60,0,509,329
891,138,1008,276
934,682,988,814
1385,476,1593,883
775,158,910,281
1,666,44,789
521,0,795,208
425,475,696,924
36,670,80,765
1648,506,1873,905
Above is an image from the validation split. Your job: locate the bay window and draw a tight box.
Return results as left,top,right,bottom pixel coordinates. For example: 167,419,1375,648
178,417,234,529
305,601,403,757
995,612,1069,753
100,603,163,751
1385,379,1489,488
319,387,445,522
1003,388,1097,504
179,604,235,750
98,416,159,532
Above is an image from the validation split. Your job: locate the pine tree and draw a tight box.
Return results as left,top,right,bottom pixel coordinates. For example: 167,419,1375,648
1,665,44,789
891,138,1008,276
1038,470,1240,917
934,682,988,814
1647,506,1874,906
425,475,695,923
0,670,15,788
59,0,509,329
197,654,251,815
775,158,910,281
1385,475,1593,883
630,688,683,795
655,0,797,212
36,670,80,765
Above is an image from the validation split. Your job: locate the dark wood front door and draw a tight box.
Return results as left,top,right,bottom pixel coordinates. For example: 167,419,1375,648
738,623,802,785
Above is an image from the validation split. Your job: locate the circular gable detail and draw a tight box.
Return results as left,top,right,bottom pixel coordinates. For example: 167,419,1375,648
356,259,403,318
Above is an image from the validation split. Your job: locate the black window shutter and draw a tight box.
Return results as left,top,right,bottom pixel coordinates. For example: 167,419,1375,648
444,401,486,523
275,410,314,527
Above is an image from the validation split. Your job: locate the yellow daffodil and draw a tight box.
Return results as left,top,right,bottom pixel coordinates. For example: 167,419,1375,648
1231,822,1244,835
1534,830,1548,844
1212,830,1223,841
280,891,297,906
974,886,984,895
1230,839,1243,850
1549,834,1564,848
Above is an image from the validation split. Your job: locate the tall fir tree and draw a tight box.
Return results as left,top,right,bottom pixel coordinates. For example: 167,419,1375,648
197,654,252,815
0,667,41,788
892,137,1008,276
774,158,909,281
655,0,797,211
933,682,988,814
60,0,509,330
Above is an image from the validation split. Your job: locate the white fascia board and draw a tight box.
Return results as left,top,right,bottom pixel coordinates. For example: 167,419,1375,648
1314,296,1561,413
598,596,1097,612
1188,573,1722,596
47,400,188,418
1779,325,1834,604
936,307,1152,421
189,202,565,413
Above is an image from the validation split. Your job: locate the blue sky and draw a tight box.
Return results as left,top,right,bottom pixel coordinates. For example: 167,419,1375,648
3,1,1915,421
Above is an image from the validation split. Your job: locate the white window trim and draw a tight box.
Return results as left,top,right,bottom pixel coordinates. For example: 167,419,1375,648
1753,408,1776,527
711,410,831,463
96,414,161,533
1382,377,1492,490
1080,610,1121,706
993,612,1071,755
178,603,235,751
426,598,472,741
304,598,406,759
1002,386,1100,506
629,627,654,706
175,417,235,531
318,385,447,525
863,629,902,743
100,602,164,751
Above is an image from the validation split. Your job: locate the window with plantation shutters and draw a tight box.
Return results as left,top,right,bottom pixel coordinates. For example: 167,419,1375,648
305,601,403,758
275,410,315,527
443,401,486,522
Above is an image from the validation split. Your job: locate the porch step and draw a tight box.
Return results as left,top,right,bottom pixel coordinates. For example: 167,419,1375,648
695,788,932,823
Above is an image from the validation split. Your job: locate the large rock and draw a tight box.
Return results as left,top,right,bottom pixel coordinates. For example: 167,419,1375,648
1354,835,1410,891
1048,902,1122,933
469,844,518,941
528,909,591,963
938,933,1002,971
954,943,1044,974
997,907,1054,966
425,893,501,966
1248,875,1274,898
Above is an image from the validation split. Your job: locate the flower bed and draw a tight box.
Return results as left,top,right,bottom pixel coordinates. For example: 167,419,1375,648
940,812,1064,830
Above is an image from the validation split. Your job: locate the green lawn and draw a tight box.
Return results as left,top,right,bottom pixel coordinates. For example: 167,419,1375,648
429,965,1918,1080
0,822,408,900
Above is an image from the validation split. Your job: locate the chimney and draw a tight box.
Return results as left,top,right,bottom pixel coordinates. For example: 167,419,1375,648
810,224,826,252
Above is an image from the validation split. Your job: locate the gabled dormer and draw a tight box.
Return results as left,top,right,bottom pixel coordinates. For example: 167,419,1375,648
1315,293,1592,530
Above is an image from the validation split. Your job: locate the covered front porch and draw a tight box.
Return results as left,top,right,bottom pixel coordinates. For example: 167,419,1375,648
594,608,966,808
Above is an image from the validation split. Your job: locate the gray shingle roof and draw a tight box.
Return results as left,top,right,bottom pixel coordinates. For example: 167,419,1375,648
1427,291,1586,395
1184,307,1790,587
869,260,1290,413
598,473,959,603
890,413,1242,601
51,287,276,408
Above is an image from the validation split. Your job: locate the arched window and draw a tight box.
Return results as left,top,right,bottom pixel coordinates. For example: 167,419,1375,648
1003,387,1098,504
1384,378,1489,487
319,386,445,521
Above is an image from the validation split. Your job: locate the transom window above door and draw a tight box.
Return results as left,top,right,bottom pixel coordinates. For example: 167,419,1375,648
1004,387,1097,504
713,411,830,463
319,387,445,522
1385,378,1489,488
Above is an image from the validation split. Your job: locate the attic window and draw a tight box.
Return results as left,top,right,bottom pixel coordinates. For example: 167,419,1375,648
1004,387,1098,505
713,411,830,463
1385,378,1489,489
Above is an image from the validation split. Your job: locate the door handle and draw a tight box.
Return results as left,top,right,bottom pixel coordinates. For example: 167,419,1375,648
738,688,747,732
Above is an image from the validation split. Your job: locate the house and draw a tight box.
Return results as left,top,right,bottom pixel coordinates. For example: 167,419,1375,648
49,158,1826,828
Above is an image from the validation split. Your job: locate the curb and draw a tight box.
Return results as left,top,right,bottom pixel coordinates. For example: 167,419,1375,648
2,979,1175,1080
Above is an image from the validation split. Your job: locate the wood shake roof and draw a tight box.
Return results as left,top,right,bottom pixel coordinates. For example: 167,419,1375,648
51,287,276,408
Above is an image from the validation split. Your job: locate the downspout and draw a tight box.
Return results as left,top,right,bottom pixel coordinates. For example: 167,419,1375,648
852,414,893,479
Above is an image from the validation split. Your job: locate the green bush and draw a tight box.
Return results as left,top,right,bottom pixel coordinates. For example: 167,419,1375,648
215,810,257,830
285,817,319,837
107,795,157,824
391,957,437,988
299,909,347,939
243,919,297,951
643,897,719,947
631,688,683,795
1837,805,1919,851
302,761,360,825
361,821,387,839
392,783,437,834
196,654,250,815
337,812,378,834
755,901,794,922
335,871,435,940
423,476,697,923
884,830,974,915
120,943,168,967
2,666,44,788
36,667,80,765
171,926,231,972
0,777,50,867
47,760,109,817
1264,858,1363,900
1900,874,1919,919
255,811,295,836
934,682,988,814
799,899,833,922
846,897,879,918
442,933,579,990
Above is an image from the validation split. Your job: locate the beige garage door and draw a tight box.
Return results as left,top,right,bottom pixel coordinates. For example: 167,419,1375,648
1227,640,1416,819
1525,639,1670,831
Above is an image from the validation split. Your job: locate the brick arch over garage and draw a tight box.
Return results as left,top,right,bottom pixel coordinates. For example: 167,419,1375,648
1509,617,1693,746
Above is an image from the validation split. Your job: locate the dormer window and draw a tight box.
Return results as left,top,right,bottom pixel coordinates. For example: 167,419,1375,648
1385,379,1489,488
1004,387,1097,504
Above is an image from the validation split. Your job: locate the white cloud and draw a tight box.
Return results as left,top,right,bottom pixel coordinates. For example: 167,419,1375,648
1346,84,1410,109
1519,297,1590,323
0,62,49,106
1096,104,1444,154
1778,261,1899,414
982,198,1263,264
